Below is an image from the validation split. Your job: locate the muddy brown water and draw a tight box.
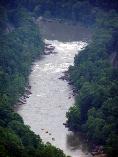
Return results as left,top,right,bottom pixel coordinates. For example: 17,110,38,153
17,19,92,157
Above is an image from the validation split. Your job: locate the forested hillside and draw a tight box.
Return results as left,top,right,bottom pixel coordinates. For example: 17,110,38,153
0,2,67,157
0,0,118,157
65,2,118,157
1,0,118,25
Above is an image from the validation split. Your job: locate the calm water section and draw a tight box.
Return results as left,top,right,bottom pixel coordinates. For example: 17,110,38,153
17,19,92,157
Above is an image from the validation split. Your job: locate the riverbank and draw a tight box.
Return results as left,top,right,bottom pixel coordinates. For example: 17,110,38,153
59,71,107,157
15,17,106,157
15,42,57,108
17,36,92,157
0,6,68,157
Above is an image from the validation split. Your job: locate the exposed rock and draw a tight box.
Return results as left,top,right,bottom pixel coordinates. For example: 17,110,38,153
91,146,106,157
68,96,71,99
45,43,51,46
17,85,32,106
52,138,55,141
63,123,68,127
45,47,55,51
44,44,57,55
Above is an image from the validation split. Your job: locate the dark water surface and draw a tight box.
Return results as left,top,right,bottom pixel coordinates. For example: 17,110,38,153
17,19,92,157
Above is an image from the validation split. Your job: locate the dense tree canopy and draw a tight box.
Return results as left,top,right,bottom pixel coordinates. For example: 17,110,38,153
66,5,118,157
0,2,67,157
0,0,118,157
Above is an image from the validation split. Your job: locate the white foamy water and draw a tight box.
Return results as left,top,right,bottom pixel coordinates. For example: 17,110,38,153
17,39,92,157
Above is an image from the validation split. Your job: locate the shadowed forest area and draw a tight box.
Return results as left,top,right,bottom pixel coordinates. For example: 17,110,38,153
0,0,118,157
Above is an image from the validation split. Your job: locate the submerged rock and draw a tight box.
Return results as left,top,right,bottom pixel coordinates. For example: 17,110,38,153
52,138,55,141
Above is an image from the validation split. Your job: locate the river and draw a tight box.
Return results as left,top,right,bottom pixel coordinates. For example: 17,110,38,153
17,19,92,157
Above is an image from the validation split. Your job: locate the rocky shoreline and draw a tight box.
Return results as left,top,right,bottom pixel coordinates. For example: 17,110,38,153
59,70,78,97
16,41,107,157
16,43,57,107
44,43,57,55
60,71,107,157
91,146,107,157
17,85,32,106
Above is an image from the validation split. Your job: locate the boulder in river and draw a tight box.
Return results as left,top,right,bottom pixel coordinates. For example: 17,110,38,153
44,43,56,55
52,138,55,141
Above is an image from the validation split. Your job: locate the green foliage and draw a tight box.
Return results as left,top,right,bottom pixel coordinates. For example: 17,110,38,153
66,106,81,130
39,143,66,157
0,3,66,157
0,0,118,157
67,9,118,157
